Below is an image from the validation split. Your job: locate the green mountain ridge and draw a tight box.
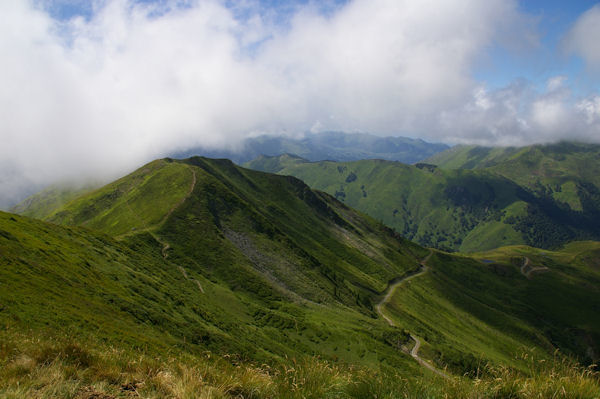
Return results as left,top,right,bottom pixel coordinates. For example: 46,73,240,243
244,143,600,252
426,142,600,204
4,156,600,397
3,158,430,361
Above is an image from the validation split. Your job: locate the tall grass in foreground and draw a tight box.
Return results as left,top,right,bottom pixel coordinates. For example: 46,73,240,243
1,328,598,398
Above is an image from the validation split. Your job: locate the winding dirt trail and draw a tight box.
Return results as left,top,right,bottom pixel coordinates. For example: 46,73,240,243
520,256,549,279
178,266,205,293
376,251,450,379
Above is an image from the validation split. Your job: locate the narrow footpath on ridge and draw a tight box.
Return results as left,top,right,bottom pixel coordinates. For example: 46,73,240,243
376,251,450,379
122,166,204,294
156,167,204,293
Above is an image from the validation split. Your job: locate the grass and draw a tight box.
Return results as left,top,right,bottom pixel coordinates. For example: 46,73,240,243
0,162,426,371
245,143,600,252
2,326,599,398
426,142,600,231
4,156,600,397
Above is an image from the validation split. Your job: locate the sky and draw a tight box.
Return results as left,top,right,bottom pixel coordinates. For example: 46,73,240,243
1,0,600,207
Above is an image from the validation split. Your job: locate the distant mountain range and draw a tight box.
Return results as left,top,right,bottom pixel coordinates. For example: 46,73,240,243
174,131,449,164
245,142,600,252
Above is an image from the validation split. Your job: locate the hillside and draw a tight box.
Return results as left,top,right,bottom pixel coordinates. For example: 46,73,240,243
3,157,600,396
3,158,430,362
173,131,449,164
425,142,600,212
9,181,103,221
246,156,600,251
384,243,600,374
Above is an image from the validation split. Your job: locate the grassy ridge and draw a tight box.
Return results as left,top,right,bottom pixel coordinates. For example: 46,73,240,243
0,156,430,369
244,157,525,251
426,142,600,212
246,148,600,251
4,156,600,397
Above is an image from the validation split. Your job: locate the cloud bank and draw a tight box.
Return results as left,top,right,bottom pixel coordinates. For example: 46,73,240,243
565,4,600,74
0,0,599,206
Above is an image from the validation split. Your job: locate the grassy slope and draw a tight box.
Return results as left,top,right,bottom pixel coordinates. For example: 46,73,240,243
9,182,101,220
247,158,529,251
247,152,600,252
426,142,600,211
3,157,600,396
2,212,599,397
385,245,600,375
2,158,432,368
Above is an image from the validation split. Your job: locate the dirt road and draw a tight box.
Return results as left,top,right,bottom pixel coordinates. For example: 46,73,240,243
376,251,450,379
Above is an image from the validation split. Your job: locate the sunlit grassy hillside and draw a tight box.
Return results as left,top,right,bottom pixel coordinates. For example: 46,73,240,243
4,157,600,397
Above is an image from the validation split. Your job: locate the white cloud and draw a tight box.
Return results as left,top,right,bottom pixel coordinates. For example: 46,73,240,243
546,75,567,92
565,4,600,73
0,0,597,207
438,81,600,146
577,96,600,125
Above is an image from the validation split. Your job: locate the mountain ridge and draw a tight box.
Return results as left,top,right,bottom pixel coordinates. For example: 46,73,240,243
173,131,449,164
3,156,600,396
244,142,600,252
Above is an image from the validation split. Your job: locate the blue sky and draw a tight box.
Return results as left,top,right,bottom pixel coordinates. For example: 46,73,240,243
477,0,599,92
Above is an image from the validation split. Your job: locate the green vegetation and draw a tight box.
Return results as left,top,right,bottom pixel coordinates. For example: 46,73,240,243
4,156,600,397
425,142,600,213
384,246,600,376
3,328,599,398
245,143,600,251
10,182,101,220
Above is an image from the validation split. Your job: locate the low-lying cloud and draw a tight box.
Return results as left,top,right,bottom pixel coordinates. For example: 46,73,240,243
0,0,599,207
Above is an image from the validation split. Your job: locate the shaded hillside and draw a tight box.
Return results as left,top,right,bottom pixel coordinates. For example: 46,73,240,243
246,155,600,251
2,158,434,364
425,142,600,213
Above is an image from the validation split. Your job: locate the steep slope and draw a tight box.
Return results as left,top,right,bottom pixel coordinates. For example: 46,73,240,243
383,245,600,375
248,156,600,251
424,144,522,170
4,158,600,396
0,203,424,373
425,142,600,212
46,157,427,304
4,158,438,363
